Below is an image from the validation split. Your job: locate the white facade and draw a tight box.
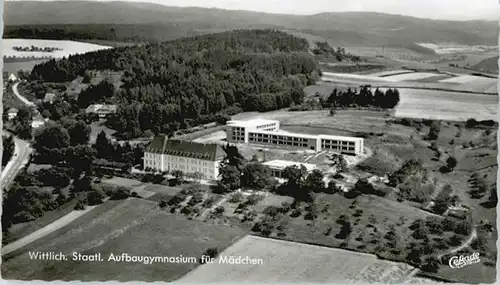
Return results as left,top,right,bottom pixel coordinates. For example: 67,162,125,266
143,137,225,181
226,119,364,156
143,152,221,180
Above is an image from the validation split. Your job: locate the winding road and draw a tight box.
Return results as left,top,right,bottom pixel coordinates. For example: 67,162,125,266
1,134,32,189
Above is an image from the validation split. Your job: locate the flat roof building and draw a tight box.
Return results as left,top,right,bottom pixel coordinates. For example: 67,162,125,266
262,160,317,179
226,119,364,156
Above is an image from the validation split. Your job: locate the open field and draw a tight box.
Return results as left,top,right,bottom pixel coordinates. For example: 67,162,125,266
383,72,447,81
395,88,497,121
180,235,415,283
319,71,497,94
304,84,497,121
3,39,112,58
3,59,47,74
344,46,436,61
367,70,414,77
2,197,246,281
416,43,496,55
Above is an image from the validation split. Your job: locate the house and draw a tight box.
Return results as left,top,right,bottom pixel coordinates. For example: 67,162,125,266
85,104,117,118
262,160,317,179
31,115,46,129
7,108,18,120
8,73,18,83
143,136,226,181
226,119,364,156
43,93,56,103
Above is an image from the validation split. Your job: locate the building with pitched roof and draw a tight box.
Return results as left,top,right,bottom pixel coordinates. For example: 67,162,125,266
143,136,226,180
85,104,117,118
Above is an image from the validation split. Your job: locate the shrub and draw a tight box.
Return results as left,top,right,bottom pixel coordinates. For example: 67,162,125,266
110,187,130,200
290,209,301,217
74,200,86,210
87,189,106,205
229,192,244,203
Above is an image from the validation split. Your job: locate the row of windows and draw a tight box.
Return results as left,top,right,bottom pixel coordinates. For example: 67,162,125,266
321,140,355,146
249,137,309,148
322,145,356,152
145,155,211,166
256,123,277,130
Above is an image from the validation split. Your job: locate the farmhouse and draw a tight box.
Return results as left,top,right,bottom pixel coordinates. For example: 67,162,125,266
263,160,317,179
226,119,364,155
85,104,117,118
7,108,18,120
143,136,226,180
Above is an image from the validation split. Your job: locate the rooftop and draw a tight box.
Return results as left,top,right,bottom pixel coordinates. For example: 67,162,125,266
227,119,279,128
145,136,225,161
86,104,117,113
251,130,317,140
262,160,317,172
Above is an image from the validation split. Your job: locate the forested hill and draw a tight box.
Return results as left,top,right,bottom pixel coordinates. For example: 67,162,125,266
31,29,320,139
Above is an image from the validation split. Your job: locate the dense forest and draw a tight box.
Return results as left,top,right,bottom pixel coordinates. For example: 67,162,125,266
30,29,320,138
4,24,205,44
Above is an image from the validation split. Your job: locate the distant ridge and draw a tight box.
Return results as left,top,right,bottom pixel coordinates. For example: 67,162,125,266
3,1,497,46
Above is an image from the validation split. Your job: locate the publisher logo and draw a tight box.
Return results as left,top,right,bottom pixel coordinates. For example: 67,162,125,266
448,252,480,269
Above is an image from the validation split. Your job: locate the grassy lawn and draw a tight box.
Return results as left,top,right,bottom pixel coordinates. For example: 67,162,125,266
2,197,247,282
180,235,414,283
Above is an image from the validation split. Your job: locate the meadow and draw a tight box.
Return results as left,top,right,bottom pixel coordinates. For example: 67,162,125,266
180,235,415,283
2,198,246,282
3,39,112,59
395,88,497,121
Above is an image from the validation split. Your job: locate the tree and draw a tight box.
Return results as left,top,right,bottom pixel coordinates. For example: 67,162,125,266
72,176,93,193
305,169,325,193
330,154,347,173
87,189,106,205
94,131,113,159
2,135,15,167
427,121,441,140
65,145,96,175
421,256,440,273
172,170,184,185
34,124,71,150
68,120,91,145
325,180,341,194
282,165,308,188
329,106,336,116
446,156,458,171
241,162,272,190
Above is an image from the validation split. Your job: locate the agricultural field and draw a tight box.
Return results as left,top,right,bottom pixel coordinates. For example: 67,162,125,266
3,39,112,58
180,235,415,283
344,46,436,61
395,88,497,121
416,43,496,55
383,72,447,81
2,198,246,282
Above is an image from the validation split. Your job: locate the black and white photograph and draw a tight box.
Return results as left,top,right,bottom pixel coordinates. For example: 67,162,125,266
1,0,498,283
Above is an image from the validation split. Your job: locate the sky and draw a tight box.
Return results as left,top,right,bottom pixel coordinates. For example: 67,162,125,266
6,0,500,20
